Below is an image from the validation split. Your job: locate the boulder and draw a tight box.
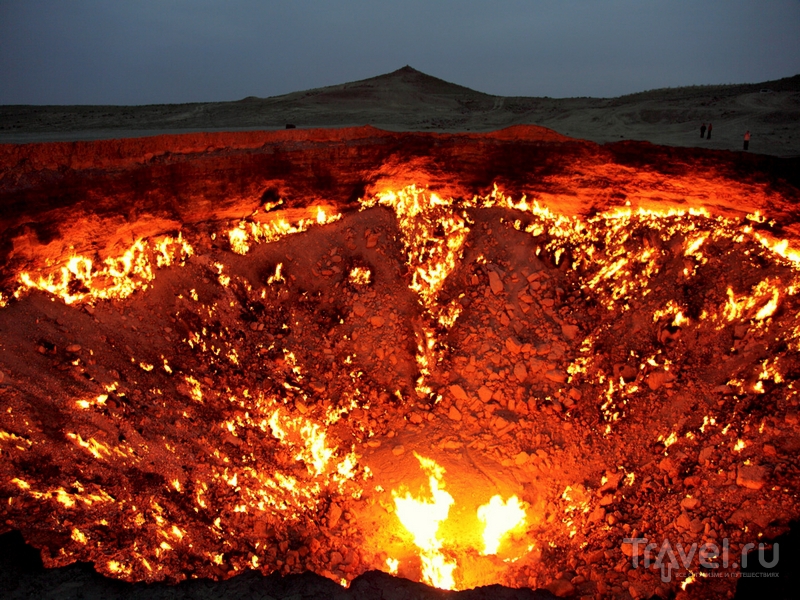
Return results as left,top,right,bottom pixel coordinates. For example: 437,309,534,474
545,578,575,597
449,384,468,401
736,464,769,490
514,362,528,382
488,271,504,295
561,324,579,340
478,386,493,402
448,406,462,421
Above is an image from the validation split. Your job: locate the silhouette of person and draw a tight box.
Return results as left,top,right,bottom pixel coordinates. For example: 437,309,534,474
700,123,707,138
707,123,712,139
744,131,750,151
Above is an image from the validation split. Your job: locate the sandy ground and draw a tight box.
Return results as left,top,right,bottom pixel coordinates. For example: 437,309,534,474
1,66,798,157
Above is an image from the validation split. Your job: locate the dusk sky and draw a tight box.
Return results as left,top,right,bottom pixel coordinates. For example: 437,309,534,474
1,0,799,105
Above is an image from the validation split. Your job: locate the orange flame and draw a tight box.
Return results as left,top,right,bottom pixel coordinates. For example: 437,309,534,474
392,453,457,589
477,495,526,555
228,207,342,255
16,235,193,305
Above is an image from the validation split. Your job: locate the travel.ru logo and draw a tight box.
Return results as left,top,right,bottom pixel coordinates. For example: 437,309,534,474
622,537,778,583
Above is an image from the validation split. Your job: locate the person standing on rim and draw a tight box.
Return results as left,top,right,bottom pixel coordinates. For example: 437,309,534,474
700,123,707,138
707,122,713,139
744,130,751,151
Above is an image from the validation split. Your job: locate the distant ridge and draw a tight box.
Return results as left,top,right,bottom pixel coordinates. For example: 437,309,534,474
231,66,488,104
256,65,495,114
276,65,492,101
614,73,800,101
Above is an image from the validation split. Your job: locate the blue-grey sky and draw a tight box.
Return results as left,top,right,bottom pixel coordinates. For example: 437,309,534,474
1,0,799,105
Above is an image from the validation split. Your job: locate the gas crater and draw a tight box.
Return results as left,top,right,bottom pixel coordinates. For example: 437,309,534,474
1,126,800,598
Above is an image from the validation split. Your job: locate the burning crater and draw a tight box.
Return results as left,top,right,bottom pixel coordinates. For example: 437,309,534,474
1,126,800,598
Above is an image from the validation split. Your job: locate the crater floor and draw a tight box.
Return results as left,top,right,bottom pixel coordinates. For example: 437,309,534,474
2,182,800,598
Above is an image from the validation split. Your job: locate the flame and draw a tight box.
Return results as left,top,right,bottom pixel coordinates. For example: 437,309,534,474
75,394,108,410
267,263,284,285
228,227,250,254
724,280,781,322
71,528,87,544
184,376,203,403
16,235,192,305
754,232,800,264
363,185,470,325
755,289,780,320
477,495,527,555
681,572,696,591
361,185,472,392
392,453,457,590
268,408,335,476
385,557,399,574
348,266,372,286
213,262,231,286
660,432,678,449
684,233,709,256
228,208,342,256
67,433,113,460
